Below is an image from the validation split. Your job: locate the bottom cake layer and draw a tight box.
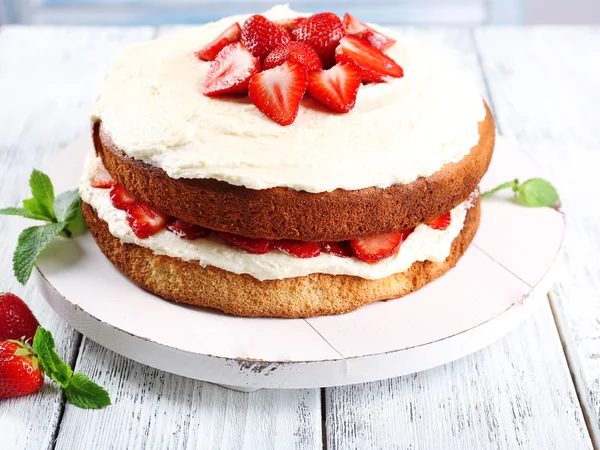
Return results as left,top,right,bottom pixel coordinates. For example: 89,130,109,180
81,197,481,318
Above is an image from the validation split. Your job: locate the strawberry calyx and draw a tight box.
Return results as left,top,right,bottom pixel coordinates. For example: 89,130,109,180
6,339,39,370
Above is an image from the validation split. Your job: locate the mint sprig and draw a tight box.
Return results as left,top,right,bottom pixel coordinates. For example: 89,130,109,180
33,327,111,409
33,327,73,388
65,373,111,409
0,169,82,284
482,178,559,207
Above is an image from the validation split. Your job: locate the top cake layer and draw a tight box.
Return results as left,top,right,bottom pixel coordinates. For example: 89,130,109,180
90,5,486,193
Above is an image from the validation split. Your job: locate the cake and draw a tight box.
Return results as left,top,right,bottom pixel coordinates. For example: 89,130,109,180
80,5,495,318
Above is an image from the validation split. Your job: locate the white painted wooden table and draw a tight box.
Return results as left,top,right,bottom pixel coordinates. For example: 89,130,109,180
0,25,598,449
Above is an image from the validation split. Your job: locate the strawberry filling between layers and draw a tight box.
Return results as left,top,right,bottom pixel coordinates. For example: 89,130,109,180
80,151,473,281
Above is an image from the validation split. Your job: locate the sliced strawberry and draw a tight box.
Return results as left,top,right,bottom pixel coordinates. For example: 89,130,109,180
110,185,137,211
349,231,405,263
321,241,353,258
241,15,290,59
335,35,403,82
274,17,306,34
201,42,260,96
127,202,170,239
195,22,242,61
274,240,321,258
426,212,451,230
249,61,308,126
307,63,361,113
167,219,208,240
219,232,273,254
401,227,415,240
264,42,322,71
292,13,346,68
343,13,396,50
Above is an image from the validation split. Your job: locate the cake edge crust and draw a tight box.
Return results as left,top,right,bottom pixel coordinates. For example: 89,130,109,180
93,103,493,241
81,195,481,318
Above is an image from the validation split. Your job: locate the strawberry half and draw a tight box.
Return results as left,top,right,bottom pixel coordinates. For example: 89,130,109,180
110,185,137,211
292,12,346,68
321,241,353,258
264,42,322,72
0,293,39,342
127,202,170,239
307,63,361,113
335,35,403,82
201,42,261,96
426,212,451,230
249,61,308,126
167,219,208,240
274,240,321,258
219,232,273,254
349,231,405,263
195,22,242,61
241,15,290,59
343,13,396,50
0,340,44,399
274,17,306,34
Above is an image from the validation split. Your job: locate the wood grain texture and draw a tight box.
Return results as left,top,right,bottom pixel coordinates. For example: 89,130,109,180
54,338,321,450
0,25,155,450
474,26,600,445
326,301,591,450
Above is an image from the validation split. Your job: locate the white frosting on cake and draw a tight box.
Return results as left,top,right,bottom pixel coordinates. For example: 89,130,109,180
90,5,486,193
80,151,471,280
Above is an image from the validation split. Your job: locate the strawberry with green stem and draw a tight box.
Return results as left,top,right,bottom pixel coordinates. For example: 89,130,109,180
0,291,111,408
0,326,111,408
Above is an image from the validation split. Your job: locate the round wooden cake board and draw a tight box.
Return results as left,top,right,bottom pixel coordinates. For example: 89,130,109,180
35,137,564,391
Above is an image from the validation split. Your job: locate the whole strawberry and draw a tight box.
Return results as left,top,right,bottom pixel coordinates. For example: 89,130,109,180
0,340,44,399
241,15,290,59
292,12,346,68
0,293,40,342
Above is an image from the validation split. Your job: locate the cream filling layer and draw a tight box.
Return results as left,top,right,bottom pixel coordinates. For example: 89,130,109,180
80,151,471,281
90,5,485,193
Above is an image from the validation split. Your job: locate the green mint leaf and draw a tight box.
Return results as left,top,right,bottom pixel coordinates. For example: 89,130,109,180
29,169,56,221
32,327,73,388
54,189,80,223
13,222,67,285
518,178,559,207
0,206,50,221
481,179,519,198
22,198,55,222
64,373,111,409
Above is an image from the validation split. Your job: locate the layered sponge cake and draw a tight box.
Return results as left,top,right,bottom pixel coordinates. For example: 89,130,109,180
81,5,495,318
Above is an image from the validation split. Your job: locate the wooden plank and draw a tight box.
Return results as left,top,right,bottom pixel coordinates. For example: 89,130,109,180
474,26,600,444
326,300,591,450
54,338,321,450
0,26,155,450
325,27,591,449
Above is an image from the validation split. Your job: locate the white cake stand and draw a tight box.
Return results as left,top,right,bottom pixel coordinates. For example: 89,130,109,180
35,137,564,391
